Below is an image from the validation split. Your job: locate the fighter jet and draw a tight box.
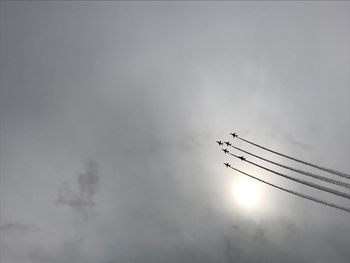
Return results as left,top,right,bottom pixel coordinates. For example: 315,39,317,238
239,156,246,161
230,132,238,138
224,163,231,168
222,149,229,154
216,140,223,146
224,141,231,146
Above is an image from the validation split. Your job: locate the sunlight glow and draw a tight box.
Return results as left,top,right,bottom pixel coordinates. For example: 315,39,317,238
233,178,261,210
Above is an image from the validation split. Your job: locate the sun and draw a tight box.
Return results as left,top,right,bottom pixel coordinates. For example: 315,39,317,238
233,177,261,210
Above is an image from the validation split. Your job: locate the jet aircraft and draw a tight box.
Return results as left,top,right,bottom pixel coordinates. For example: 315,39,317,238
224,163,230,168
224,141,232,146
230,133,238,138
216,140,223,146
222,149,229,154
239,156,246,161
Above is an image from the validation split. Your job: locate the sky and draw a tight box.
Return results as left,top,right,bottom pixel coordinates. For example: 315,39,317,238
1,2,350,263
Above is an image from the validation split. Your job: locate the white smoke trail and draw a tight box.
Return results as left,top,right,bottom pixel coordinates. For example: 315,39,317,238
229,145,350,189
227,152,350,200
237,136,350,180
227,165,350,214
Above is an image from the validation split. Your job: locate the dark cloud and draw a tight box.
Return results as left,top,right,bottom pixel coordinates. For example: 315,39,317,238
56,160,99,220
0,222,38,234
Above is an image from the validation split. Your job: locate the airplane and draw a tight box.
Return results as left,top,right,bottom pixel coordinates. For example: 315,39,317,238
239,156,246,161
224,163,230,168
216,140,223,146
224,141,231,146
230,133,238,138
222,149,229,154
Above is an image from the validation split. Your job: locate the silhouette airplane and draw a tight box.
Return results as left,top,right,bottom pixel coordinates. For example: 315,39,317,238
216,140,223,146
230,133,238,138
224,163,231,168
222,149,229,154
224,141,232,146
239,156,246,161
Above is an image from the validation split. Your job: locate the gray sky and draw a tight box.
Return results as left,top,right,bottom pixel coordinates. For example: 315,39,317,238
1,2,350,263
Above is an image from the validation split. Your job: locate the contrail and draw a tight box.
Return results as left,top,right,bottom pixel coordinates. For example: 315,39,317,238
227,165,350,214
229,145,350,190
236,136,350,180
228,152,350,200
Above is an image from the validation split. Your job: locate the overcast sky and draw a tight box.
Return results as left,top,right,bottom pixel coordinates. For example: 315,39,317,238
1,2,350,263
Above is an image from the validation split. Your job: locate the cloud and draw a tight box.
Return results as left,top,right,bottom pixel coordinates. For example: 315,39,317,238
284,133,312,151
56,160,99,220
1,3,349,263
0,222,38,234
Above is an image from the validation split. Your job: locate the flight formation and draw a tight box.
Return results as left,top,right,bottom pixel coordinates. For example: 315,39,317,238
217,132,350,214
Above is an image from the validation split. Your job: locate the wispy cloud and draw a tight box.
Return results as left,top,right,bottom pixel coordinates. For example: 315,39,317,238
56,160,99,220
0,222,38,234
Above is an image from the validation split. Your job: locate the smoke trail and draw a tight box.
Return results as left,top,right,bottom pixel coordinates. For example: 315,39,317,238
228,152,350,200
237,136,350,180
229,145,350,189
227,165,350,214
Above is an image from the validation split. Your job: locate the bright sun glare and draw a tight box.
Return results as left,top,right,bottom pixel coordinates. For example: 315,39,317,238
233,178,261,210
